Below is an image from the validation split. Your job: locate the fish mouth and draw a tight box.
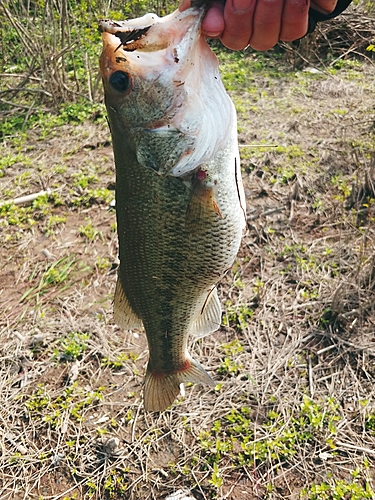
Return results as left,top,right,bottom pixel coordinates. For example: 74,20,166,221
99,8,205,80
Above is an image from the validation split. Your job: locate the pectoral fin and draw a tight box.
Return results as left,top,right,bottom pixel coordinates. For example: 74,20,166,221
186,183,223,232
191,287,222,337
113,277,143,330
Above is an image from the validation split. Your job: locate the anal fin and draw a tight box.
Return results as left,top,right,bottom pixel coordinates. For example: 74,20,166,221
191,286,222,338
144,358,214,412
113,277,143,330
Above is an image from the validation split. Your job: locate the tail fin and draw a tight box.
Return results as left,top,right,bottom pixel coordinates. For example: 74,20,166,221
143,358,215,412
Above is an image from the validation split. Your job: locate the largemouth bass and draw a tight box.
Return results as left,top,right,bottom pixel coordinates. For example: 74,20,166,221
99,5,246,412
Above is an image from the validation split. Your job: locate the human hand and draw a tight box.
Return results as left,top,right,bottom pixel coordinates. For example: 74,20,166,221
179,0,339,51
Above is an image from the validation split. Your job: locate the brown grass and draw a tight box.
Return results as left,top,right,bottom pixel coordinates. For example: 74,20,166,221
1,17,375,500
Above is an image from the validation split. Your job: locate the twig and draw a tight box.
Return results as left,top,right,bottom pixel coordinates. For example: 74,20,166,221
247,206,287,221
0,88,52,97
308,355,314,398
4,432,28,455
336,441,375,457
0,73,42,82
0,189,53,207
239,144,278,148
0,98,47,111
131,402,142,443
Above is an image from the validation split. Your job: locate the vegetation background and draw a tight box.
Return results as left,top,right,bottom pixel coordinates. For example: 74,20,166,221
1,0,375,499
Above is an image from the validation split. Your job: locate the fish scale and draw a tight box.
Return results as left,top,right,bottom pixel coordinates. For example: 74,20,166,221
99,5,246,411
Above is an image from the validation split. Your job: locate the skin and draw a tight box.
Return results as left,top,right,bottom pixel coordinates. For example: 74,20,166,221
179,0,339,50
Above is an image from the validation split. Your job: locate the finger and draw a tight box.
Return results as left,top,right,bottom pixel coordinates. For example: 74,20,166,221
249,0,285,51
220,0,257,51
179,0,191,12
310,0,338,13
279,0,309,42
201,2,225,38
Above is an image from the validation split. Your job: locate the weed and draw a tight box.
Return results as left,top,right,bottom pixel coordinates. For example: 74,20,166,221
52,164,68,175
0,203,36,228
331,174,351,200
217,339,244,376
96,428,108,436
72,170,99,189
302,478,375,499
53,332,90,361
101,352,139,368
1,102,106,140
223,304,254,330
86,479,98,497
45,214,67,234
196,395,342,477
72,188,113,207
365,413,375,433
32,194,52,216
20,257,77,305
103,469,129,498
78,218,103,242
0,152,31,174
95,256,111,273
24,382,105,428
221,339,244,356
208,462,223,489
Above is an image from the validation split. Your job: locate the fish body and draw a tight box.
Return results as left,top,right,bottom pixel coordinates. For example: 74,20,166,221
99,6,246,411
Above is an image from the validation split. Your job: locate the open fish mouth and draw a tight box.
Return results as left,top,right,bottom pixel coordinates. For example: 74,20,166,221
98,23,152,52
98,8,205,71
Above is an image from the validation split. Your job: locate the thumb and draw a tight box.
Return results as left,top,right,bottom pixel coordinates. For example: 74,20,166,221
179,0,191,11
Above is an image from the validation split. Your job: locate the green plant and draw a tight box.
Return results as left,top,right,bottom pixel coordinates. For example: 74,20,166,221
72,188,113,207
101,352,139,368
103,469,129,498
96,256,111,272
46,214,67,234
78,218,103,242
217,339,244,376
208,463,223,489
223,303,254,330
195,396,343,474
53,332,90,361
302,478,375,499
72,170,99,189
24,382,105,428
20,257,77,305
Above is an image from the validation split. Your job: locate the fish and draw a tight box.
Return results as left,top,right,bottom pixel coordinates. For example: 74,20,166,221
99,4,246,412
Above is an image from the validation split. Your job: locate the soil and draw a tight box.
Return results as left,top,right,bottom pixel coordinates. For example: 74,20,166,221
1,56,375,499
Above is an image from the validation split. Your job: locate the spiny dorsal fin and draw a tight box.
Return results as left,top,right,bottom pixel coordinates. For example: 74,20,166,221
190,287,222,337
113,277,143,330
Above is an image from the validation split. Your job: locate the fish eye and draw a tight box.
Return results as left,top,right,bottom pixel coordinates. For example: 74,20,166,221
109,71,131,93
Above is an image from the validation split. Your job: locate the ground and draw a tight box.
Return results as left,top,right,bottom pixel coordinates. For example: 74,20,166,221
1,49,375,500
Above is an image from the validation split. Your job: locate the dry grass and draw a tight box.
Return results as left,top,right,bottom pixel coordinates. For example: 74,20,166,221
1,25,375,500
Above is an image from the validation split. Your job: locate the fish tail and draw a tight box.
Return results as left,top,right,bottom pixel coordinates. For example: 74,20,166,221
143,358,215,412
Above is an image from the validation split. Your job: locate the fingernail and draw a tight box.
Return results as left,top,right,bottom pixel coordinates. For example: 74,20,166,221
179,0,188,9
233,0,253,13
204,30,223,38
